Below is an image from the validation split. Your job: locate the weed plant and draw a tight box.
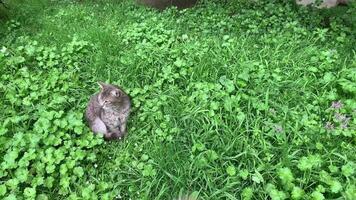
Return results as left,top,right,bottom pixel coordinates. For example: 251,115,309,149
0,0,355,199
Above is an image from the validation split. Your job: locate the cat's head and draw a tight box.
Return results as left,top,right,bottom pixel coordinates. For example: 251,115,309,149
97,82,130,109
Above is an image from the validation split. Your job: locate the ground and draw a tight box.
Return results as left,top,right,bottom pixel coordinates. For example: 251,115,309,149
0,0,355,199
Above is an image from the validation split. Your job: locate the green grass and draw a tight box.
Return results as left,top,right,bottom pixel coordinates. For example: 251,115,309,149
0,0,355,199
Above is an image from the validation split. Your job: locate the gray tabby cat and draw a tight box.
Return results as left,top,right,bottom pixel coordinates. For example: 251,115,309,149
85,82,131,140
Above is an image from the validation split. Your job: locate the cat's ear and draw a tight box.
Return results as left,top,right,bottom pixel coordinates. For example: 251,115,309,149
97,82,106,90
111,90,121,97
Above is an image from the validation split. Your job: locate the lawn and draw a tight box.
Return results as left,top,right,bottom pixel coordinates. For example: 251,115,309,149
0,0,355,199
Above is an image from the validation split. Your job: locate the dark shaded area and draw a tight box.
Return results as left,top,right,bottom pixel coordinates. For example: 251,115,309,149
0,0,6,8
137,0,198,10
0,7,7,20
0,0,7,15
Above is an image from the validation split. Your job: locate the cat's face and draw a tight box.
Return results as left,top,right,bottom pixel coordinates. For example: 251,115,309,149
97,82,129,109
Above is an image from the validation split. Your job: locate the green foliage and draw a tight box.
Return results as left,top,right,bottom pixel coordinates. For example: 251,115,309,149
0,37,104,198
297,154,323,171
226,165,236,176
0,0,355,199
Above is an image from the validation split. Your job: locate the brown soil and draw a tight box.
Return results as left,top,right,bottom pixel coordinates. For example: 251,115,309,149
137,0,198,10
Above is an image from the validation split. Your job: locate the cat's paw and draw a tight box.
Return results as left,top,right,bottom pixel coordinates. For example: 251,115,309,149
104,131,125,141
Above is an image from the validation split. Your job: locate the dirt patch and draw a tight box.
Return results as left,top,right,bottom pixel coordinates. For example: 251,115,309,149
296,0,348,8
137,0,198,10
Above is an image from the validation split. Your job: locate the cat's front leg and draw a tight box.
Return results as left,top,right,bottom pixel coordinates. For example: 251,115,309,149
118,114,129,136
119,123,127,136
